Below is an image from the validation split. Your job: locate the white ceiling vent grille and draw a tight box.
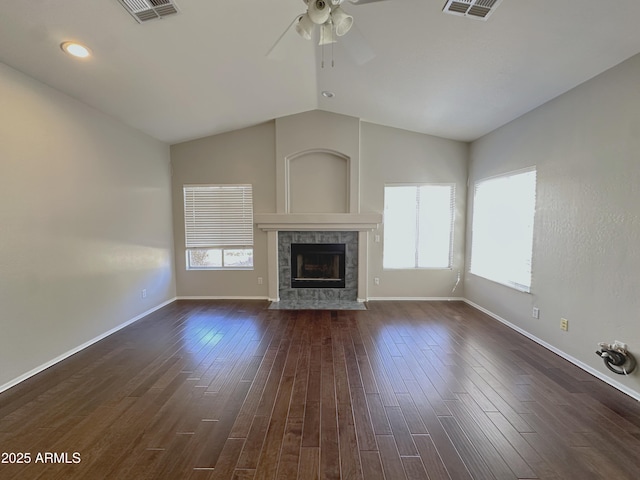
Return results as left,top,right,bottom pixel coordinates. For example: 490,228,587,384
442,0,504,21
118,0,179,23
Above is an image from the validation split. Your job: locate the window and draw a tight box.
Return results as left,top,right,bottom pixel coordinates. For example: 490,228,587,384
183,184,254,270
470,168,536,292
383,184,455,269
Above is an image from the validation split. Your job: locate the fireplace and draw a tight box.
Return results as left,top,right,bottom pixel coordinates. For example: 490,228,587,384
275,231,359,302
291,243,346,289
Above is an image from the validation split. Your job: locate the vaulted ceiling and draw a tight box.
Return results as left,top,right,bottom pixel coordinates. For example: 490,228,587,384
2,0,640,144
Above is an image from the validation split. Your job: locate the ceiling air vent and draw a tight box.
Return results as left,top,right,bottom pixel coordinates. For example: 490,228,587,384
442,0,504,21
118,0,179,23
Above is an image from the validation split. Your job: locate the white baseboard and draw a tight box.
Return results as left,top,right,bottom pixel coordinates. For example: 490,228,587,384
367,296,466,302
463,299,640,402
176,296,269,301
0,297,177,395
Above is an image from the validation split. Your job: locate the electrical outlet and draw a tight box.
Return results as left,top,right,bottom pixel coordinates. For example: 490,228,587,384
257,277,263,285
374,277,380,285
560,318,568,331
142,289,147,299
532,307,540,319
374,234,380,243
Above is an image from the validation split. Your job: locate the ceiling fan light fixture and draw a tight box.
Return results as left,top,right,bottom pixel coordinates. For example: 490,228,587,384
308,0,331,25
319,22,337,45
295,14,314,40
331,7,353,36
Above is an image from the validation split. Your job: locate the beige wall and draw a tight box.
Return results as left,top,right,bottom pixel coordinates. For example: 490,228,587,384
288,152,349,213
170,115,468,300
361,123,469,298
0,62,175,390
170,122,276,298
276,110,360,213
465,53,640,398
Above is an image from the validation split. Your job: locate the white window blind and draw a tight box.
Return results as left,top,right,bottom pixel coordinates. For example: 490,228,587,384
383,184,455,269
183,184,254,248
470,168,536,292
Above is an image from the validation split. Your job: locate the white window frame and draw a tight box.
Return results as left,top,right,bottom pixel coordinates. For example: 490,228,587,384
383,183,455,270
469,167,536,292
183,184,254,270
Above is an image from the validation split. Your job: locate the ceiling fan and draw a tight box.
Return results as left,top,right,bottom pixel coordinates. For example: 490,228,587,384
267,0,386,64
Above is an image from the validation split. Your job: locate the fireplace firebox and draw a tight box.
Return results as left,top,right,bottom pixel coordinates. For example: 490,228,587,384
290,243,346,289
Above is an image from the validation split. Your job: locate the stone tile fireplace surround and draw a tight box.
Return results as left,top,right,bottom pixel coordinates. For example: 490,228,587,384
278,231,358,302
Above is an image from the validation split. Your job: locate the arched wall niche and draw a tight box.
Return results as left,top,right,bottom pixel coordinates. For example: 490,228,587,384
275,110,360,214
285,149,350,213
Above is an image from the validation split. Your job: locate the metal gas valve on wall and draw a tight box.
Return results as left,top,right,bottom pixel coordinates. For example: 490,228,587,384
596,341,637,375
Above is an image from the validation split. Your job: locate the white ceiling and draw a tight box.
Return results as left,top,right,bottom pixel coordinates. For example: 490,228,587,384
2,0,640,144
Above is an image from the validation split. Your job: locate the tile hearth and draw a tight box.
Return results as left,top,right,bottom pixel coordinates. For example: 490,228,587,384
268,299,366,310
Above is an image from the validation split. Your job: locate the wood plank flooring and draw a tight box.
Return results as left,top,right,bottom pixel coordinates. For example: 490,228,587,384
1,300,639,479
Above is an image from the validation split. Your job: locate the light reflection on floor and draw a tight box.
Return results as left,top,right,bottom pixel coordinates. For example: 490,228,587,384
181,311,263,368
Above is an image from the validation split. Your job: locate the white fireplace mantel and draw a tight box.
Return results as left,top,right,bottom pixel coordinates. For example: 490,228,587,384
255,213,382,232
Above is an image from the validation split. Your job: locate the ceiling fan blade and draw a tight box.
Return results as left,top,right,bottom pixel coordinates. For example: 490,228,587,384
266,15,302,59
340,24,375,65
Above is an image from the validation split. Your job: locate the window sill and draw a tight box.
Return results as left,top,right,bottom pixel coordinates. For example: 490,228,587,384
186,267,254,271
383,267,453,271
469,272,531,294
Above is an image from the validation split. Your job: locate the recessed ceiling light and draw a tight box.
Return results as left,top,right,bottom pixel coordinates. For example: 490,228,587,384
321,91,335,98
60,41,91,59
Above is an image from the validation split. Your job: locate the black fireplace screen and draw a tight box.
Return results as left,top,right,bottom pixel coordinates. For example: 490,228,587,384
290,243,346,289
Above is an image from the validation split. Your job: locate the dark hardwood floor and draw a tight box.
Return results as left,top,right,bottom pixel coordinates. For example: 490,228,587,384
1,300,639,479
